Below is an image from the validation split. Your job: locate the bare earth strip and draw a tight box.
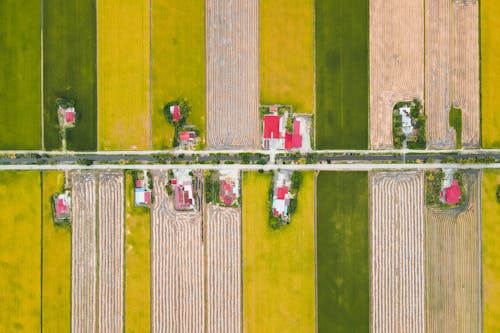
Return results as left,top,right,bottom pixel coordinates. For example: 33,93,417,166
425,0,479,148
71,172,97,333
370,171,425,332
205,0,260,149
369,0,424,149
206,204,241,333
97,172,124,332
151,171,204,332
425,171,482,332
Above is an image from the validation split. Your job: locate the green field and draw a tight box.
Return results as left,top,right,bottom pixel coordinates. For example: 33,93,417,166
0,1,41,149
0,171,41,332
43,0,97,151
124,172,151,332
483,170,500,332
315,0,369,149
481,2,500,147
260,0,314,114
151,0,205,149
243,171,315,332
316,171,369,332
41,171,71,332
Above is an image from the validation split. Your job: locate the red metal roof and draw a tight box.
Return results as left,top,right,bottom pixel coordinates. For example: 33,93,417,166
65,111,74,123
56,198,69,215
277,187,288,200
172,105,180,121
144,191,151,204
180,131,190,141
444,179,461,204
284,133,293,150
293,120,300,133
136,180,142,188
292,134,302,148
263,115,281,139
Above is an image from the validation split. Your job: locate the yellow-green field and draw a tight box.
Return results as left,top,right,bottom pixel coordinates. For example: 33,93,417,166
483,170,500,331
260,0,314,114
124,172,151,332
0,171,41,332
97,0,151,150
151,0,205,149
41,171,71,332
481,2,500,147
242,171,315,332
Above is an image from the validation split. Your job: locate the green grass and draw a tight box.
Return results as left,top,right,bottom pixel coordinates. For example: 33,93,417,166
315,0,368,149
151,0,205,149
449,106,462,149
0,171,41,332
483,170,500,332
243,171,315,332
317,171,369,332
260,0,314,114
481,2,500,148
43,0,97,151
124,172,150,333
0,1,41,149
41,171,71,332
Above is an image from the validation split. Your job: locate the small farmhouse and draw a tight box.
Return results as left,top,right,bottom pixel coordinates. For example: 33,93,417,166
440,179,461,205
134,171,152,206
219,170,240,206
52,191,71,223
170,104,181,122
58,106,76,127
171,170,195,211
271,171,293,219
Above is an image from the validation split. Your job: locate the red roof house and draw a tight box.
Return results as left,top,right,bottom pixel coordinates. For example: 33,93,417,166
144,191,151,204
180,131,190,142
284,133,293,150
65,111,75,123
56,198,69,215
441,179,461,204
136,179,143,188
171,105,180,121
277,187,288,200
263,115,281,139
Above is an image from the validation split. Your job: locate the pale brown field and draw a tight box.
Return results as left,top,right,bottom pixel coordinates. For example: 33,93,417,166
425,0,479,148
97,171,124,332
369,0,424,149
370,171,425,333
71,172,97,333
151,171,204,333
205,0,260,149
206,204,241,333
425,171,482,332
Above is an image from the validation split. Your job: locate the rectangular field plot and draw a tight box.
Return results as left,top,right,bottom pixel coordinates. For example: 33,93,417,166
206,0,260,149
315,0,368,149
242,172,315,332
206,204,241,333
481,2,500,148
124,172,150,332
260,0,314,114
0,171,41,332
369,0,424,149
151,171,204,332
483,170,500,331
425,0,480,148
43,0,97,151
0,1,41,149
425,171,482,332
370,171,425,332
152,0,205,149
42,171,71,332
97,1,151,150
317,172,369,332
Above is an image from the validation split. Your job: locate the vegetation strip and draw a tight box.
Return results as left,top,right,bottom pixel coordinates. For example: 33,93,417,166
316,171,369,332
42,171,71,332
43,0,97,151
243,171,315,332
315,0,368,149
0,1,41,149
97,0,151,150
0,171,42,332
260,0,314,114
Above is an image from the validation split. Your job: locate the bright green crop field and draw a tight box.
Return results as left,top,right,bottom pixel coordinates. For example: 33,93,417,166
0,1,41,149
315,0,368,149
43,0,97,151
317,171,369,332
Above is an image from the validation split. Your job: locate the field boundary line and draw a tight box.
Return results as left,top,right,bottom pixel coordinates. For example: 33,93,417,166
313,171,318,333
40,0,44,150
95,0,100,151
40,171,44,333
149,0,153,150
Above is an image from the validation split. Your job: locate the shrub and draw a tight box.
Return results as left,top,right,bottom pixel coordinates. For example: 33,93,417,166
496,185,500,204
449,106,462,149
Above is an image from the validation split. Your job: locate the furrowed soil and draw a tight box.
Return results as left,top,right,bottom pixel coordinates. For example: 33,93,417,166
316,0,369,149
0,171,41,332
425,171,482,332
0,1,41,149
243,171,315,332
43,0,97,151
317,171,369,332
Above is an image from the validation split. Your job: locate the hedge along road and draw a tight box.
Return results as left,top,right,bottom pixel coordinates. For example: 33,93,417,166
0,1,41,149
43,0,97,151
315,0,369,149
316,171,369,332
